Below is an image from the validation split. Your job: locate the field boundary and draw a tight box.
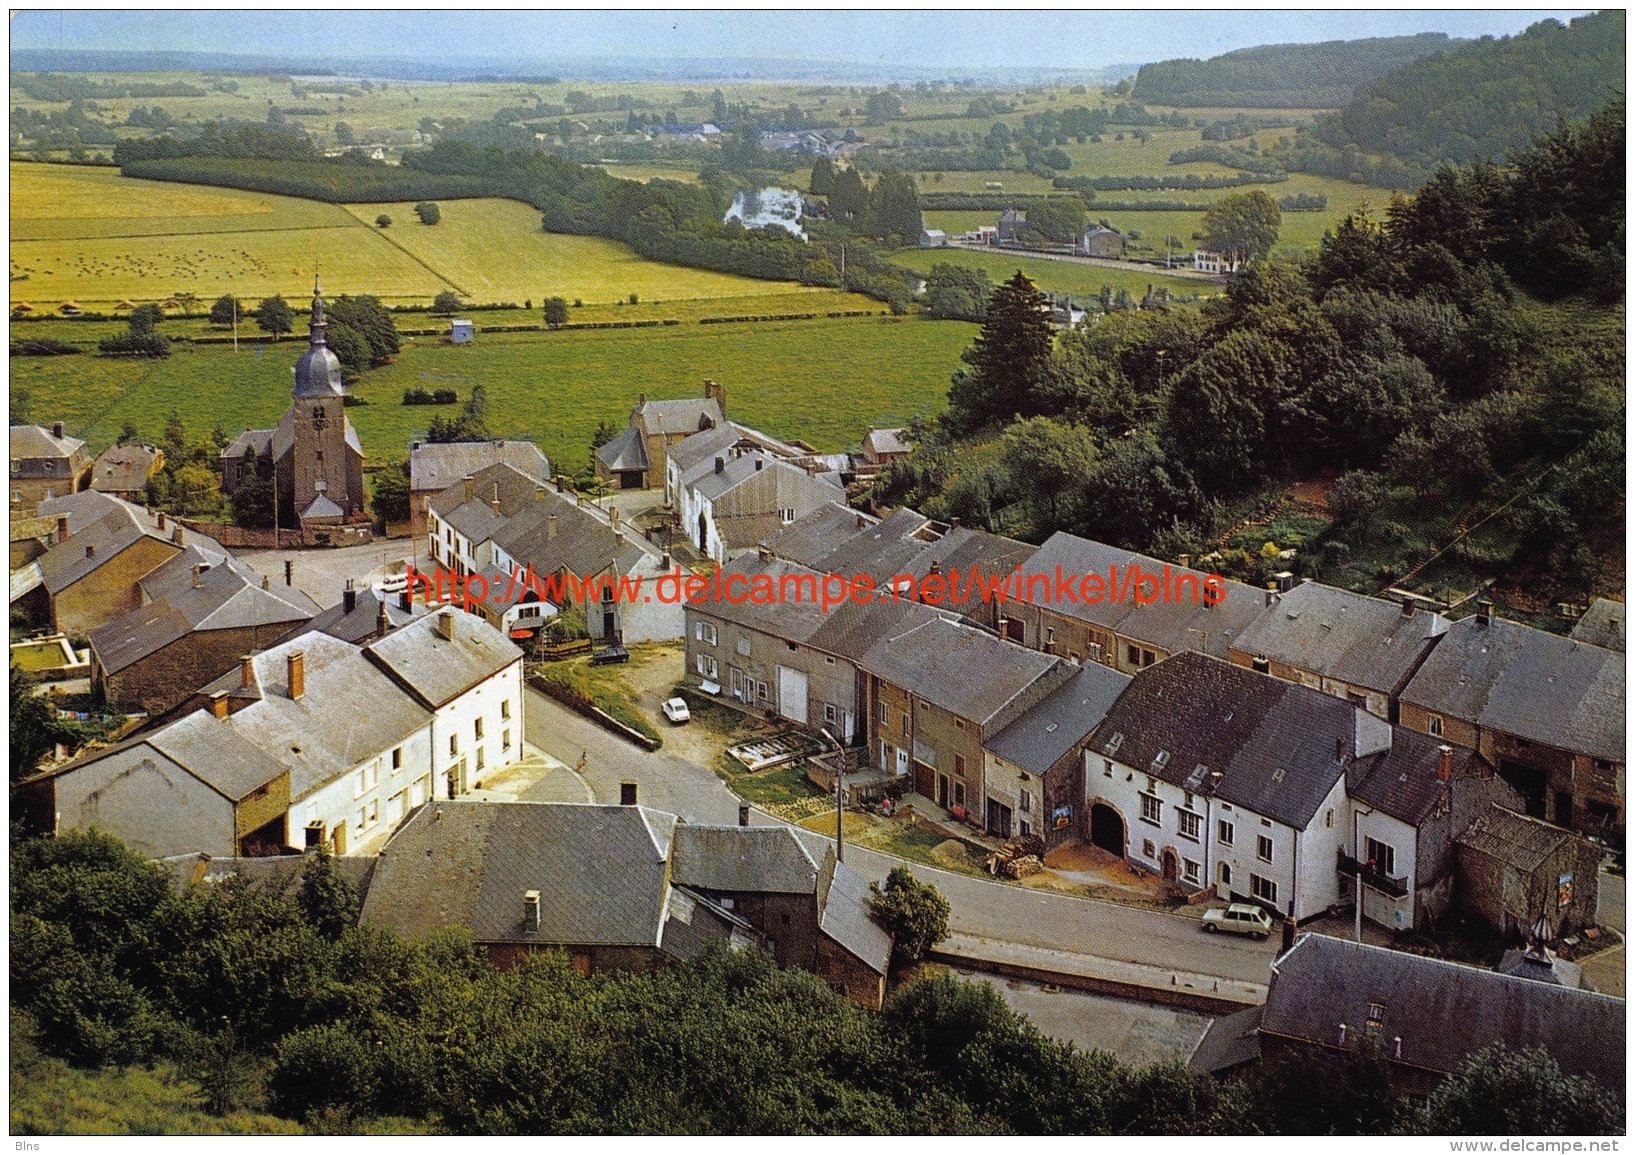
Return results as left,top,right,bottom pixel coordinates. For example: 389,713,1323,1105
336,203,467,296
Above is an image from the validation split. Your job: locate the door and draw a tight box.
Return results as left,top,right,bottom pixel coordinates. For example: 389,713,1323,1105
332,820,347,856
895,746,910,777
987,799,1013,839
1161,849,1179,882
1090,803,1125,855
777,666,808,724
936,775,949,809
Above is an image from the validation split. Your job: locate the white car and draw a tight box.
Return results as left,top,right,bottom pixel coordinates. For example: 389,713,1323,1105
1201,903,1275,939
661,697,691,724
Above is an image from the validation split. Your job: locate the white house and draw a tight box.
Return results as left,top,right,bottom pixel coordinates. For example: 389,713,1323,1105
1193,249,1243,275
1083,652,1516,928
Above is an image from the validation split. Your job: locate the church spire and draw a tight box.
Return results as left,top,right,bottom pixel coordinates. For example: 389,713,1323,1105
308,273,328,345
292,270,343,398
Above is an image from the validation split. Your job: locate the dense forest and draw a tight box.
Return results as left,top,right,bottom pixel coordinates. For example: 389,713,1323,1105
877,104,1625,609
9,831,1621,1135
1130,33,1463,108
1280,11,1625,186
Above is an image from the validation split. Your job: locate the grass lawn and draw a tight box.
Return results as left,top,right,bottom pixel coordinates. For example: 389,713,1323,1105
715,754,827,812
18,314,970,469
887,246,1218,302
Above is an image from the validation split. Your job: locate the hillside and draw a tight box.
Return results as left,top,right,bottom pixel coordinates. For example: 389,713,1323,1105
1304,11,1625,173
1129,33,1463,108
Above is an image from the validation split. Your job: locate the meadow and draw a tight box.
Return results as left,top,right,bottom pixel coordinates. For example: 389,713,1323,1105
16,314,972,470
887,246,1218,302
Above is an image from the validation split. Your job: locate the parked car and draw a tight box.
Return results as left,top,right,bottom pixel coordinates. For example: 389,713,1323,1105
590,643,630,665
1200,903,1274,939
661,697,691,724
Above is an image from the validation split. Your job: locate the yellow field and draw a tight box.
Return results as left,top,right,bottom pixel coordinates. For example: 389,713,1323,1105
8,163,836,310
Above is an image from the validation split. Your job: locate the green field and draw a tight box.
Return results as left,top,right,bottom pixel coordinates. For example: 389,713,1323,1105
16,315,972,471
888,246,1218,302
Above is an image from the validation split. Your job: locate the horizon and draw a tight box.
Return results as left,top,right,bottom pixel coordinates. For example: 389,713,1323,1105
11,8,1593,75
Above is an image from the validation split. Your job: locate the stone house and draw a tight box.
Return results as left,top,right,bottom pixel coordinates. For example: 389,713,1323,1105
407,438,550,540
1398,603,1625,842
1568,597,1624,651
1079,225,1126,258
1230,581,1449,720
88,443,165,502
858,428,912,470
595,382,728,490
1456,806,1604,938
9,422,92,512
26,494,185,636
679,453,842,564
997,207,1026,243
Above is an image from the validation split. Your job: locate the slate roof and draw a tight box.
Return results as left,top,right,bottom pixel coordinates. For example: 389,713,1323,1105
1345,726,1486,825
90,545,319,675
361,801,679,948
221,428,274,460
36,488,131,532
762,503,879,568
671,824,822,894
425,462,547,543
1018,533,1268,660
488,487,652,580
897,526,1040,603
634,396,724,437
811,506,937,586
1456,805,1583,874
817,852,893,976
364,607,522,710
1187,1004,1264,1074
156,850,378,901
301,493,345,521
10,423,88,477
36,500,178,594
410,440,550,494
1401,615,1625,761
296,587,430,645
1570,598,1625,652
985,661,1133,775
862,428,911,459
89,444,161,494
1262,934,1625,1089
1233,582,1449,697
686,552,843,646
1085,651,1367,829
596,424,649,472
194,631,432,801
668,421,800,479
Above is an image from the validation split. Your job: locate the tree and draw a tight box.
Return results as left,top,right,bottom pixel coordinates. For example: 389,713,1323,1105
1001,416,1098,530
375,213,392,228
298,848,360,940
948,271,1056,430
867,169,922,241
333,121,354,146
924,263,993,322
208,294,240,326
325,321,370,379
868,865,949,964
829,166,869,223
1201,190,1282,265
371,458,411,524
542,296,569,326
327,294,400,367
11,664,76,782
430,290,462,315
255,294,295,340
413,201,441,225
117,420,141,447
173,464,217,516
809,156,836,196
128,304,164,336
1411,1045,1623,1136
229,472,276,529
1022,198,1086,244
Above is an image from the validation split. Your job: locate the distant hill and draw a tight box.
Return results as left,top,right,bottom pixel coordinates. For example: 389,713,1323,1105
1129,33,1463,108
1307,11,1625,170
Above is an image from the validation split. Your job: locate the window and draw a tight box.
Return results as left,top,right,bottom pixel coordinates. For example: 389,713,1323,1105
1046,627,1056,645
695,654,718,679
502,728,512,751
823,703,837,723
1127,643,1139,666
1367,1002,1386,1028
737,636,751,656
1020,788,1033,814
449,734,459,756
1140,794,1162,826
1020,819,1031,837
786,642,798,652
1104,759,1114,777
1347,691,1367,707
757,681,769,702
1183,858,1200,884
1257,835,1274,863
476,748,485,771
1251,874,1278,904
695,621,718,645
1178,810,1201,842
901,715,909,738
954,754,966,778
392,747,403,771
501,700,511,721
474,717,484,740
1219,862,1232,887
1218,819,1234,846
411,775,428,807
824,656,835,665
1142,839,1156,858
954,782,965,807
779,508,796,525
954,718,965,730
880,704,890,727
1427,714,1443,737
1326,809,1334,828
1364,837,1396,878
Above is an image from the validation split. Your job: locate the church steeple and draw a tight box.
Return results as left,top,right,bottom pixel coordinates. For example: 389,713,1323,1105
292,274,344,398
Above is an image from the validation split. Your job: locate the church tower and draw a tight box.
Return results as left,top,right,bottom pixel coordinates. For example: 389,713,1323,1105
289,279,364,523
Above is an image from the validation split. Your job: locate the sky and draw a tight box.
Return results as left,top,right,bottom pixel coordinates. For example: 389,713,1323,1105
9,9,1593,72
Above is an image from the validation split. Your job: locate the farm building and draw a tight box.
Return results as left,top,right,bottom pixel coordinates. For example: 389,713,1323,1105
9,422,92,511
1079,225,1126,259
997,208,1026,243
595,381,728,491
408,439,550,540
919,228,947,248
450,319,475,344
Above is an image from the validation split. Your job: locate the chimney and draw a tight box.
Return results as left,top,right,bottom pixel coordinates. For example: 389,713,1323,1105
412,441,421,451
463,475,475,503
1437,744,1454,782
262,574,270,590
55,516,69,544
929,559,941,577
1401,595,1416,618
52,421,64,439
533,487,545,503
548,512,558,539
240,654,255,689
399,588,412,612
376,598,391,635
157,511,167,531
757,545,774,562
437,609,456,640
1476,599,1493,626
739,802,751,827
523,890,541,934
284,559,293,586
997,615,1009,638
1178,553,1192,569
1275,571,1295,594
1264,589,1276,607
85,544,96,559
638,391,647,406
609,505,620,526
620,781,638,806
343,579,357,614
1252,655,1270,674
555,475,565,494
1338,1023,1348,1047
856,514,867,529
490,497,501,515
208,690,230,719
287,651,306,701
172,525,184,545
1335,736,1346,762
715,456,725,474
191,563,202,588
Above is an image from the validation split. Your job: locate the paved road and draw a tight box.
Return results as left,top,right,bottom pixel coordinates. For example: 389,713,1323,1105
523,686,1280,986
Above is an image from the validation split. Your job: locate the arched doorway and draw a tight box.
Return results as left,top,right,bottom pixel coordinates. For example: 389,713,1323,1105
1161,849,1179,882
1089,803,1125,855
